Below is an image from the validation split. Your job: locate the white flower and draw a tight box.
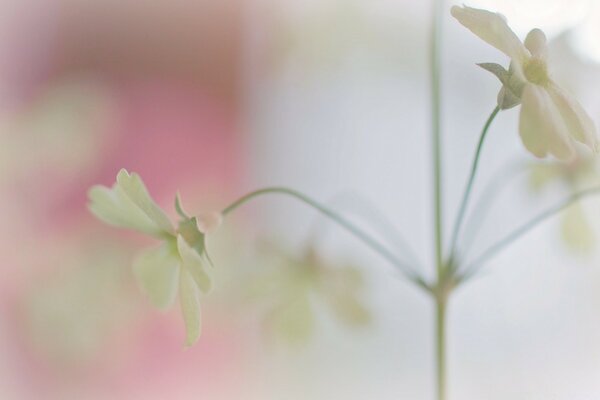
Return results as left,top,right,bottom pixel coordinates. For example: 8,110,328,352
88,169,221,346
452,5,599,161
88,169,174,237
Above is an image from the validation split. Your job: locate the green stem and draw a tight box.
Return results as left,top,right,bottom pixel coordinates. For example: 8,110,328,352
431,0,444,277
436,297,448,400
430,1,448,399
461,185,600,280
222,187,427,288
310,191,424,268
448,106,500,260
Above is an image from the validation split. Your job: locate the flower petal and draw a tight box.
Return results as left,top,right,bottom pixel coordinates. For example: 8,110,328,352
451,5,529,63
177,235,211,293
88,169,173,237
519,84,575,160
524,29,547,59
269,292,314,344
133,243,180,310
547,83,599,153
325,292,371,327
561,203,595,254
116,169,174,234
179,267,201,346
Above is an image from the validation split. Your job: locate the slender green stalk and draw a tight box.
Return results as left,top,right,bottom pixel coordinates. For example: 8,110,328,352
430,1,447,399
307,191,424,268
431,0,444,277
436,297,448,400
222,187,428,288
448,106,500,260
461,185,600,280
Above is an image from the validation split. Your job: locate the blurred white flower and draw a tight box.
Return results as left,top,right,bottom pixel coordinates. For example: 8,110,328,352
88,169,221,346
527,154,599,254
452,5,599,161
247,244,371,344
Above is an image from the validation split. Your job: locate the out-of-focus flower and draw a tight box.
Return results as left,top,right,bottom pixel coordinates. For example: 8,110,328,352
248,244,371,344
528,154,599,253
452,5,599,161
88,169,221,346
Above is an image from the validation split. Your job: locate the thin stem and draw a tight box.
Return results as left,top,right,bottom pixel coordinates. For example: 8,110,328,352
306,191,424,268
436,298,448,400
431,0,444,277
448,106,500,260
461,185,600,280
430,1,447,400
222,187,428,288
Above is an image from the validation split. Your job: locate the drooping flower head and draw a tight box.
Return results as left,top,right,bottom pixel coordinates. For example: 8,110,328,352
452,5,599,161
88,169,221,346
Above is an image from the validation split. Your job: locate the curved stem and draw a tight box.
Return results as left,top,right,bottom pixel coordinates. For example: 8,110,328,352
461,185,600,280
222,187,428,289
306,191,424,269
448,106,500,260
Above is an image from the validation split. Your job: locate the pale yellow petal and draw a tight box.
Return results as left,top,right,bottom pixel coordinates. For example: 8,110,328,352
547,83,599,153
524,29,547,59
326,293,371,327
177,235,211,293
269,293,314,344
451,5,529,63
519,84,575,160
179,267,201,347
561,203,595,254
527,163,563,192
133,244,179,310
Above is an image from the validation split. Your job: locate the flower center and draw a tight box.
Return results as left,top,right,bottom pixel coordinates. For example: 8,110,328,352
524,57,549,86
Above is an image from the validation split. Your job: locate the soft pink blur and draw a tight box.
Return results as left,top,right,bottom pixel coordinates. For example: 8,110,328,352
0,1,256,399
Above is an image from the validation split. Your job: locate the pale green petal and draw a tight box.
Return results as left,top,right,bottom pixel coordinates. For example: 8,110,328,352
116,169,174,234
519,84,575,160
177,235,211,293
87,169,173,237
451,6,529,64
547,83,599,153
133,244,180,310
88,185,164,236
561,203,595,254
179,267,201,347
